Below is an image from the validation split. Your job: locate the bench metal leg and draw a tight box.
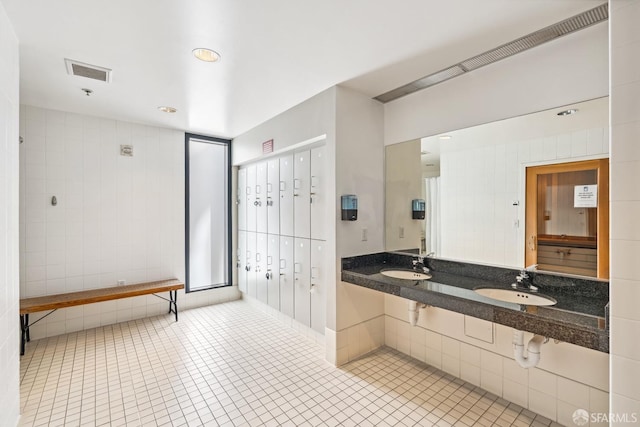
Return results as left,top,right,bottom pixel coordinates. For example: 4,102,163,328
20,314,28,356
19,309,56,356
168,290,178,321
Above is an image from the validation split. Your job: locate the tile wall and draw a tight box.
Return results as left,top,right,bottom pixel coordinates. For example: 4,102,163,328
19,106,240,340
610,0,640,422
383,294,609,426
440,126,609,268
0,2,20,425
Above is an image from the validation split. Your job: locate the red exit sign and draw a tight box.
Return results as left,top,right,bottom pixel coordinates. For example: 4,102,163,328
262,139,274,154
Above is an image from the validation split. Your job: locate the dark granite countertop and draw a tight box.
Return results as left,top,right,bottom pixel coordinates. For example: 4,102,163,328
341,252,609,353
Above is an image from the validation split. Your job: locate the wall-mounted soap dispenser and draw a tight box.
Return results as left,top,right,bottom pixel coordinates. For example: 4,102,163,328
341,195,358,221
412,199,425,219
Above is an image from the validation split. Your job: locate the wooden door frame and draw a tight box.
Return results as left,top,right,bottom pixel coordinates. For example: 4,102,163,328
525,158,609,279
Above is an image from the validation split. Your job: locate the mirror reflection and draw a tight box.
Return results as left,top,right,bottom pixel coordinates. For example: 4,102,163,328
385,97,609,279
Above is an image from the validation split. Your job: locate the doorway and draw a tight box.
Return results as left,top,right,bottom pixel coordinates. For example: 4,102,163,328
525,159,609,278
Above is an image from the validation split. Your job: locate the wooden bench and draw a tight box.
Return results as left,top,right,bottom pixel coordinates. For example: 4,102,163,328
19,279,184,355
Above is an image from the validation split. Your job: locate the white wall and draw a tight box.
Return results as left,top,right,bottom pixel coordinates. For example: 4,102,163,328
383,22,608,146
610,0,640,421
19,107,239,340
0,2,20,425
385,140,423,252
384,294,609,426
334,86,386,365
232,88,336,165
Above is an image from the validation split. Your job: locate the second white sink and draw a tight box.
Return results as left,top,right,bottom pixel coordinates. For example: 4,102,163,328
474,288,557,306
380,269,432,281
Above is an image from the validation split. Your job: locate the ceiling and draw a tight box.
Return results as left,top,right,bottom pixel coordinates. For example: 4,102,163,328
1,0,606,139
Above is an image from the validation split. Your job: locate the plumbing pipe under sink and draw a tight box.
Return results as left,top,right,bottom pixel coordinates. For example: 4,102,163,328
408,300,428,326
513,330,546,368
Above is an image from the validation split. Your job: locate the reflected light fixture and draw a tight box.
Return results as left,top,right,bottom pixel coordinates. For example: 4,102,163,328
192,48,221,62
158,106,177,113
557,108,578,116
438,135,452,140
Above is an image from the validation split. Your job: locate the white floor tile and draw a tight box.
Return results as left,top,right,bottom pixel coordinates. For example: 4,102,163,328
19,300,546,426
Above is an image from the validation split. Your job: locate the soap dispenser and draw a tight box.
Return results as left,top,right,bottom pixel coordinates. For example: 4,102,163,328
412,199,425,219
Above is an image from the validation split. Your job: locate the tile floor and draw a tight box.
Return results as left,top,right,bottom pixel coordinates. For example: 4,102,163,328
19,300,561,427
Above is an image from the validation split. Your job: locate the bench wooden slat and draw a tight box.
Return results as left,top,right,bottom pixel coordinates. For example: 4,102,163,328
20,279,184,314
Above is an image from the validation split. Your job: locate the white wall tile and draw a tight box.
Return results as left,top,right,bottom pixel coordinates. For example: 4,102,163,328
481,370,503,396
0,4,20,424
529,368,558,396
503,378,528,408
425,329,442,352
610,160,640,201
609,393,640,423
611,121,640,161
589,388,609,415
570,130,588,158
611,355,640,401
460,342,481,366
610,317,640,360
610,279,640,322
503,357,528,385
442,336,460,358
425,348,441,369
610,240,640,281
529,389,557,421
460,361,480,387
611,201,640,241
556,400,582,427
556,134,571,159
611,81,640,126
19,106,239,338
480,349,503,375
441,354,460,377
557,377,590,409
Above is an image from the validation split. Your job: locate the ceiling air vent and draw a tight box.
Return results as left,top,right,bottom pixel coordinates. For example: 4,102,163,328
374,3,608,103
64,59,112,83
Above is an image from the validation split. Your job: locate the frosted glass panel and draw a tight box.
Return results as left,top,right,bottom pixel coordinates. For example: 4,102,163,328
188,138,229,290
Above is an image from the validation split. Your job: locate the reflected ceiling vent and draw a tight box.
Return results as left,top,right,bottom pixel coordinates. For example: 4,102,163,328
64,59,112,83
374,3,608,103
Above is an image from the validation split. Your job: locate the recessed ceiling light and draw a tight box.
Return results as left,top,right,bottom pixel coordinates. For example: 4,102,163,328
557,108,578,116
192,48,221,63
438,135,452,140
158,106,177,113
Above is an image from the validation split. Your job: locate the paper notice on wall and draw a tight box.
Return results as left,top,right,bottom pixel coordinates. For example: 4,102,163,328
574,184,597,208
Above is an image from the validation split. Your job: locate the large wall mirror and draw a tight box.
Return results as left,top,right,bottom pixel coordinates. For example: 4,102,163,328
385,96,609,279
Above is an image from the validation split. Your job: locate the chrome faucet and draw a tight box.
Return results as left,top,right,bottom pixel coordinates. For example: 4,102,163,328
512,264,538,292
412,256,429,273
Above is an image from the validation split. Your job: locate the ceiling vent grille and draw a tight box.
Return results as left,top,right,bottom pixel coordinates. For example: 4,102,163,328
374,3,608,103
64,59,112,83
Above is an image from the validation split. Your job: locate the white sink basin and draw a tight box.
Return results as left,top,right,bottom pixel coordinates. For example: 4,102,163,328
474,288,556,306
380,269,432,281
